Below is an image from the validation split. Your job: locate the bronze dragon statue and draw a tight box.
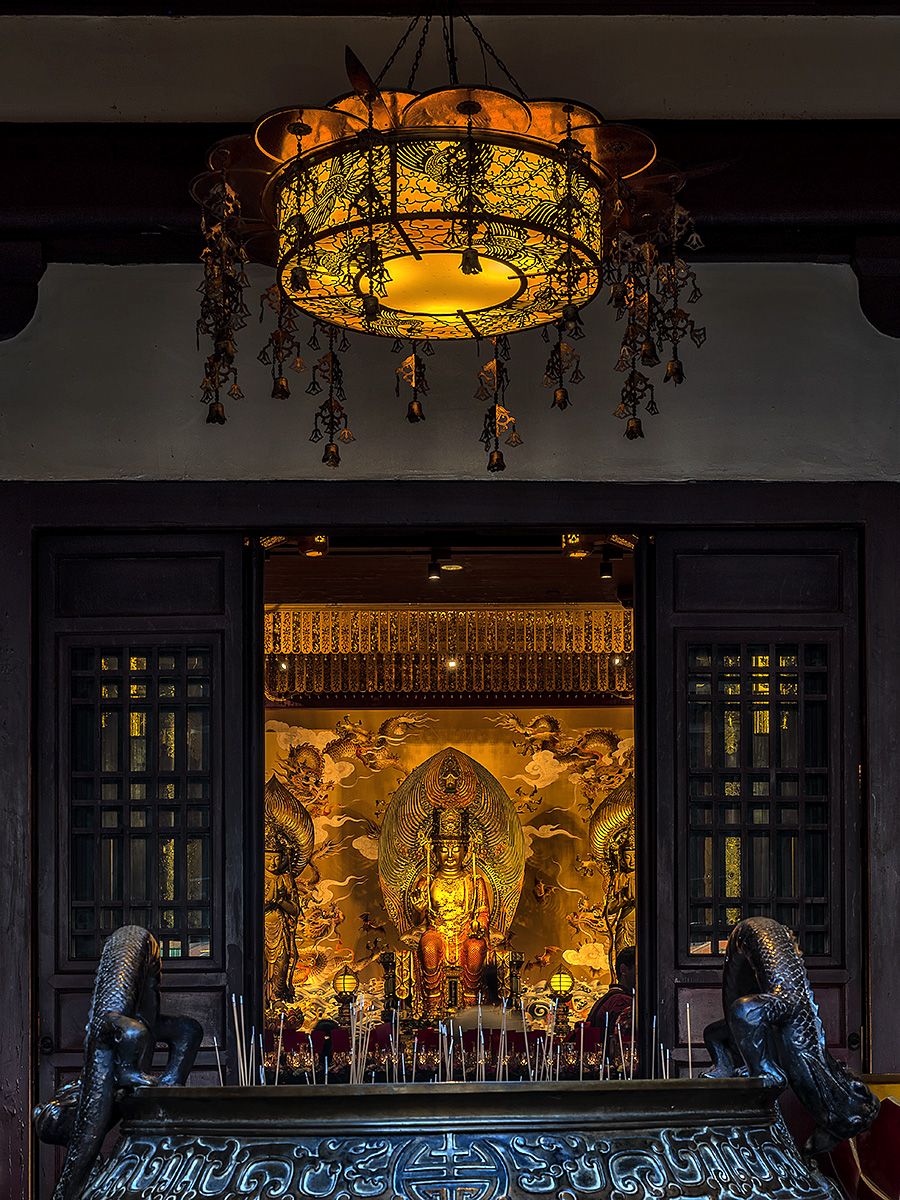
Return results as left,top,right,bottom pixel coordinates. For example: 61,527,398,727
702,917,879,1156
34,925,202,1200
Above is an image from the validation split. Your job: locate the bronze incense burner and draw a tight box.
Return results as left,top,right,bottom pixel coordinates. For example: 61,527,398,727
83,1078,840,1200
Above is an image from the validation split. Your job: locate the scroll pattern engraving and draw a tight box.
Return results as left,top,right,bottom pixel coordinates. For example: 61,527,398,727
85,1124,839,1200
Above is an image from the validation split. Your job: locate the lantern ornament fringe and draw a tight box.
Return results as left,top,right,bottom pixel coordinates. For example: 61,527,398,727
193,6,707,467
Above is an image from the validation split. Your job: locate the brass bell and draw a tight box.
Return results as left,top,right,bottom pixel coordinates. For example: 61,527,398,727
205,401,227,425
551,387,570,410
214,337,235,364
362,294,381,322
406,399,425,423
321,442,341,468
665,358,685,385
560,302,581,333
640,340,660,367
487,449,506,472
290,266,310,292
624,417,645,440
271,376,290,400
460,247,482,275
609,281,628,310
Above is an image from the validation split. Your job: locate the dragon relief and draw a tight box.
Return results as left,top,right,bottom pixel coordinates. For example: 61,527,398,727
490,712,635,973
488,712,620,766
324,712,435,775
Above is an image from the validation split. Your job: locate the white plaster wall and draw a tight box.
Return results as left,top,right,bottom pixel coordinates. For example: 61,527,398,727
0,261,897,483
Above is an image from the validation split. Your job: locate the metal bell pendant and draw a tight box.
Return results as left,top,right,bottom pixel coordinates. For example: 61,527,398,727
624,417,645,440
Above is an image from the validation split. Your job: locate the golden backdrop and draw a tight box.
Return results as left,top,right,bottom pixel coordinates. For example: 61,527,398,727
263,705,633,1031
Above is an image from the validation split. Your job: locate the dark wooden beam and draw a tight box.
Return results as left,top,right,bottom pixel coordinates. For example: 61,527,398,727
2,119,899,335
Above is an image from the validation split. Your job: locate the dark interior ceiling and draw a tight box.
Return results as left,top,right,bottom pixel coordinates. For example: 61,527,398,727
263,533,635,605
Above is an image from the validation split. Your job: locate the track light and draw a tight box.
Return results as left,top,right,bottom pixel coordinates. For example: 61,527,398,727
427,557,441,581
598,554,614,581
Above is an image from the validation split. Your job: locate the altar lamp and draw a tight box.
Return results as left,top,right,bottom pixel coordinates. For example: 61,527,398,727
548,966,575,1036
333,964,359,1027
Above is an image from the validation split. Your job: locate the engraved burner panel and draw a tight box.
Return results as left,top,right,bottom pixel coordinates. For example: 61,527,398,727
84,1087,840,1200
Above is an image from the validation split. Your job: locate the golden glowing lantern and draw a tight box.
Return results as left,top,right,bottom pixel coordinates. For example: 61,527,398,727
333,964,360,998
250,88,656,341
193,13,706,468
548,965,575,1000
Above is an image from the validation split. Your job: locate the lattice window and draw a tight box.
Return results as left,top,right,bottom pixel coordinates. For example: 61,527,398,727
68,645,213,960
684,641,831,957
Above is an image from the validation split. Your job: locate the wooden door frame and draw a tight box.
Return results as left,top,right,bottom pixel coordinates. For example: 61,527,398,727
2,478,897,1199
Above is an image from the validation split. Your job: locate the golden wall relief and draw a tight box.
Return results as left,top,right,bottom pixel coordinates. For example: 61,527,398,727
263,706,634,1033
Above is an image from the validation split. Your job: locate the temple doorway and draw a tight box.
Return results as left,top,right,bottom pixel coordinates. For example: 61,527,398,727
260,531,636,1071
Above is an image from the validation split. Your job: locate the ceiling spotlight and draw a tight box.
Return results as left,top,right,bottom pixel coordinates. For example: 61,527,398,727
598,554,614,581
447,658,458,670
562,533,594,558
442,561,463,572
427,557,441,581
297,534,329,557
279,661,288,670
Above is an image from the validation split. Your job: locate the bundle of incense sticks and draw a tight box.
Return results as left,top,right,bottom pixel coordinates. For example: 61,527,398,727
274,1010,285,1086
521,999,532,1080
231,994,250,1087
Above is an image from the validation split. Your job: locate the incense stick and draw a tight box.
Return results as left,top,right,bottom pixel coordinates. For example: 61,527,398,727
629,995,635,1081
213,1035,224,1086
239,998,248,1088
259,1033,265,1085
308,1034,316,1085
617,1024,626,1080
600,1013,610,1082
412,1036,418,1084
686,1002,693,1079
650,1016,657,1080
579,1023,584,1082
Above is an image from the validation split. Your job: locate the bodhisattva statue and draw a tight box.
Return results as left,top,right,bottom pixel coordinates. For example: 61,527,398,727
411,806,492,1017
264,839,301,1004
263,771,315,1010
379,746,526,1023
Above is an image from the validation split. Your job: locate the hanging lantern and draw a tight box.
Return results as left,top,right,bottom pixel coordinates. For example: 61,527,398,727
193,9,707,465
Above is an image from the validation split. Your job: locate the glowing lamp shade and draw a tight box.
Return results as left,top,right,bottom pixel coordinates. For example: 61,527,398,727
332,964,359,998
254,87,643,340
549,966,575,998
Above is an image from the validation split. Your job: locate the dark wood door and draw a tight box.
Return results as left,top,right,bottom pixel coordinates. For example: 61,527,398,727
644,528,863,1077
35,533,250,1197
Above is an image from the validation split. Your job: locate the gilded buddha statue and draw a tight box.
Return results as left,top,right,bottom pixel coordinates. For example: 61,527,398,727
411,804,492,1017
379,747,526,1021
